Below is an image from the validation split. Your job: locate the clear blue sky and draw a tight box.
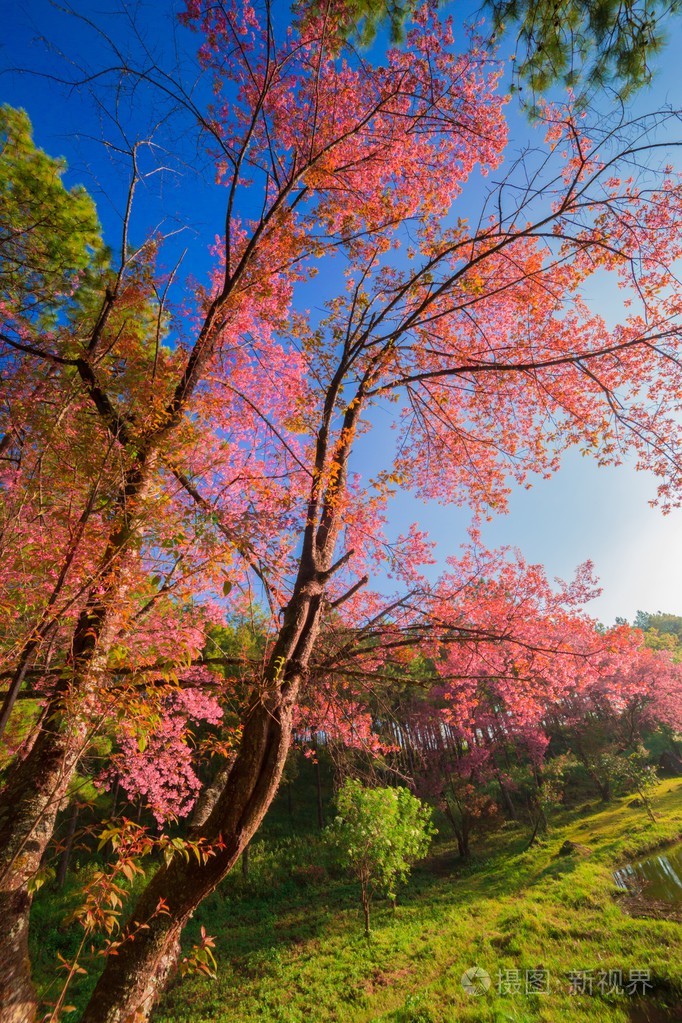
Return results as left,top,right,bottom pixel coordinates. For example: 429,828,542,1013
4,0,682,626
473,25,682,627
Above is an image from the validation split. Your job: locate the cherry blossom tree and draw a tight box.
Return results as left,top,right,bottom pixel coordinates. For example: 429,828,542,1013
3,1,682,1020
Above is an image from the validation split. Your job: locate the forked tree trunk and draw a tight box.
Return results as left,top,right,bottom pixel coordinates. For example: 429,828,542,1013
455,826,470,860
80,573,327,1023
2,329,356,1021
80,678,300,1023
444,802,470,860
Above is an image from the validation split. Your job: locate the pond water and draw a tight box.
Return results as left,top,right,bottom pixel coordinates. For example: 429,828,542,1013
613,843,682,904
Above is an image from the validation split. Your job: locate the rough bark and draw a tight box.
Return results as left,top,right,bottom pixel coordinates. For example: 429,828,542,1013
0,712,89,1023
190,762,232,829
0,455,157,1023
80,676,301,1023
80,569,328,1023
0,888,35,1023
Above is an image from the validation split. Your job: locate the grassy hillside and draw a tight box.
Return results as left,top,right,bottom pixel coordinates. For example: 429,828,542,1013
144,778,682,1023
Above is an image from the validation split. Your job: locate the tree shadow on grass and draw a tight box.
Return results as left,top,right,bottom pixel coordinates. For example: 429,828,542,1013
626,996,682,1022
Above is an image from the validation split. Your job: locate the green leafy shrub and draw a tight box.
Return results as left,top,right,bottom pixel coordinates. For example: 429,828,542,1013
328,779,435,935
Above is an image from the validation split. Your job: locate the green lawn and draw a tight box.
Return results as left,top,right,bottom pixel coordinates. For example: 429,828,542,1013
146,779,682,1023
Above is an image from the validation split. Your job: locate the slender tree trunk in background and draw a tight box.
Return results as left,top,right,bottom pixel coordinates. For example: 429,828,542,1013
56,802,79,888
361,885,371,938
315,753,324,829
584,764,610,802
241,842,250,879
496,773,516,819
527,815,542,849
404,725,416,777
572,736,611,802
110,778,120,819
444,802,470,860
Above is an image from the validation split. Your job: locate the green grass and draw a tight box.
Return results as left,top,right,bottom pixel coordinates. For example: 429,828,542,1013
143,778,682,1023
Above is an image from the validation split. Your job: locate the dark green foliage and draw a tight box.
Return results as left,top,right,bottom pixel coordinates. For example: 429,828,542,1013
298,0,412,45
0,105,105,324
487,0,679,99
328,779,435,934
300,0,679,99
635,609,682,639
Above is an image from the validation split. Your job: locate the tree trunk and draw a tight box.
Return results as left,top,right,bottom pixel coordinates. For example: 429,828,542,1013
361,886,371,938
456,830,470,860
0,704,92,1023
0,887,35,1023
0,248,278,1021
496,773,516,819
0,454,158,1023
80,677,300,1023
7,337,356,1022
444,802,470,860
315,753,324,830
80,568,328,1023
590,771,611,802
527,815,542,849
190,762,231,829
56,802,79,888
110,778,120,819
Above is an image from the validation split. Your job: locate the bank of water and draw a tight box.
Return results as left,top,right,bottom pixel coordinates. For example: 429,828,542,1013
614,841,682,904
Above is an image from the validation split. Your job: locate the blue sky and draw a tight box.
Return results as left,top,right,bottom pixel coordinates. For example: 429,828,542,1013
4,0,682,626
